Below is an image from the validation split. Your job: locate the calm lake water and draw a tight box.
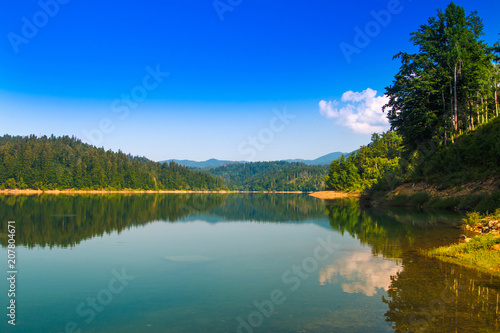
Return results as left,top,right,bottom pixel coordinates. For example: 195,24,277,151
1,194,499,333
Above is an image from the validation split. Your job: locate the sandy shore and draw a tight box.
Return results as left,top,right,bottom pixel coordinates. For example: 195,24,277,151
308,191,360,200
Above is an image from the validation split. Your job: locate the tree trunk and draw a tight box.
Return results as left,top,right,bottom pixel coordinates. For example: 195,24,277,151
486,99,489,123
454,64,459,134
481,96,485,124
495,77,499,117
477,93,481,125
451,82,455,143
442,87,448,143
470,100,474,130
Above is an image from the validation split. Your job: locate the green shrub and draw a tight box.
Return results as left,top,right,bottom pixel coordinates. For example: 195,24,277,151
409,192,430,206
474,190,500,213
493,208,500,220
387,194,409,206
462,211,482,227
423,197,460,209
4,178,17,189
458,194,485,210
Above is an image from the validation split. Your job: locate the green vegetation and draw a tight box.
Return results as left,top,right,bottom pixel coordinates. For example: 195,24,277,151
425,210,500,276
325,131,402,192
0,135,226,191
385,2,499,150
427,234,500,277
461,208,500,229
376,190,500,212
412,117,500,185
383,2,499,189
205,161,328,191
326,3,500,213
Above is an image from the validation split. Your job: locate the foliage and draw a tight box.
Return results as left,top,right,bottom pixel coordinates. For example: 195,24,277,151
494,208,500,220
414,117,500,184
333,3,500,208
379,191,500,212
462,211,483,227
0,134,227,191
385,2,499,150
205,161,328,191
325,131,403,192
427,234,500,277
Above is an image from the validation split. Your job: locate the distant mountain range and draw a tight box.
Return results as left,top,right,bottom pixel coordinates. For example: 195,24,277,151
160,158,242,169
283,152,347,166
160,151,351,169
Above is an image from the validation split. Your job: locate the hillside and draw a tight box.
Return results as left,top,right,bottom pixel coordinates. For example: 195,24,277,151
205,161,328,191
0,135,226,191
366,119,500,212
412,117,500,185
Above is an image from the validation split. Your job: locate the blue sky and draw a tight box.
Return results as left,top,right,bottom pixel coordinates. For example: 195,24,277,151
1,0,499,161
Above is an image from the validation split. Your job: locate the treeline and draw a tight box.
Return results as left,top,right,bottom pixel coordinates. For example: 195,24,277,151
385,2,499,150
326,2,500,195
205,161,328,191
326,132,402,192
0,135,226,190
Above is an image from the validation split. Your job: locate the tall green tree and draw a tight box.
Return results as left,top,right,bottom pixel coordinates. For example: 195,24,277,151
385,2,496,150
326,155,361,191
325,132,402,192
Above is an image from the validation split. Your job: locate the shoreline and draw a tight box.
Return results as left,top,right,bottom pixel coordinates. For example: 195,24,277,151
426,234,500,278
308,191,360,200
362,179,499,212
0,189,309,195
425,212,500,277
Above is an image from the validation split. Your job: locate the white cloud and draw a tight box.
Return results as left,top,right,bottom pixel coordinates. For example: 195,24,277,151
319,249,402,297
319,88,390,134
318,100,339,119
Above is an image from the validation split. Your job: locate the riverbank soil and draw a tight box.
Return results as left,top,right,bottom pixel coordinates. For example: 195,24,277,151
309,191,360,200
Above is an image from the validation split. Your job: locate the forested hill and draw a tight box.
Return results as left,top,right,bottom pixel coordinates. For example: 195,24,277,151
325,3,500,212
204,161,328,191
0,135,227,191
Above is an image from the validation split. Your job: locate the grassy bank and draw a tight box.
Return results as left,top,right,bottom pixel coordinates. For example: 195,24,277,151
425,211,500,277
426,234,500,277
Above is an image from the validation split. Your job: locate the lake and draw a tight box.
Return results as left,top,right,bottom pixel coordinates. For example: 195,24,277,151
1,194,499,332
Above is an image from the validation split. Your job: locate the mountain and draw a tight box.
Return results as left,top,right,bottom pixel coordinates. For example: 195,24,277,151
160,159,242,169
205,161,328,191
283,152,349,165
160,152,351,168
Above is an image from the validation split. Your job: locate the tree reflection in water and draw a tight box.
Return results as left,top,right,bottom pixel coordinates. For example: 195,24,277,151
1,194,499,332
324,199,500,332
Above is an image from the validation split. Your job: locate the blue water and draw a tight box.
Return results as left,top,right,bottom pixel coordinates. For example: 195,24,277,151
0,194,498,332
